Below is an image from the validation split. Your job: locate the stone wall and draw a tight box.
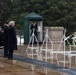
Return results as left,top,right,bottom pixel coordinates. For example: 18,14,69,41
45,27,64,51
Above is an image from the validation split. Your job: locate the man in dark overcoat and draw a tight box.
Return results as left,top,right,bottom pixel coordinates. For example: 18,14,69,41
8,21,17,59
0,27,4,47
4,22,9,58
30,21,38,44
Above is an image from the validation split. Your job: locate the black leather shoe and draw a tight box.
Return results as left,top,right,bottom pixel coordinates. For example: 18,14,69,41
3,56,8,58
8,57,13,60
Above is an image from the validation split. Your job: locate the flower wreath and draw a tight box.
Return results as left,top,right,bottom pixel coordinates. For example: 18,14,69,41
72,34,76,49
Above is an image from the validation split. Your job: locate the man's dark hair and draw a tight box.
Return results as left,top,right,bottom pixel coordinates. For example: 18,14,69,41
5,21,9,24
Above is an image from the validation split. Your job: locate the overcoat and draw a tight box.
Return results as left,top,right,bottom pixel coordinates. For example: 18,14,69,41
0,31,4,46
4,25,9,49
8,26,17,50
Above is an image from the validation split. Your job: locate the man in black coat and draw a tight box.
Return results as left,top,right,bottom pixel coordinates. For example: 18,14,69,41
4,22,9,58
0,27,4,47
30,21,38,44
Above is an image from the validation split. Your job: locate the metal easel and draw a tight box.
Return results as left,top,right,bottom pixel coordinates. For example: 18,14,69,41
26,29,39,70
40,29,53,75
